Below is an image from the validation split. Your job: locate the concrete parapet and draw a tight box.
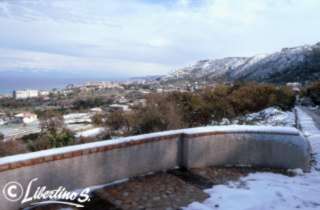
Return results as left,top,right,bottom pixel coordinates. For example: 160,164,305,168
0,125,311,210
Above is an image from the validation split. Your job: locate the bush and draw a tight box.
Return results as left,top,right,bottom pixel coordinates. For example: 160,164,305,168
0,132,4,141
168,92,210,127
106,110,130,132
132,105,167,134
27,136,52,152
0,141,28,157
47,128,75,148
274,86,296,110
131,83,295,133
36,109,64,120
228,83,295,114
131,94,186,134
27,129,75,151
26,113,76,151
201,85,235,122
92,113,104,126
72,97,110,109
304,81,320,105
102,83,296,136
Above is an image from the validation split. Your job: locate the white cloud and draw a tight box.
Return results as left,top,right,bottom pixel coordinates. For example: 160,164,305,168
0,48,169,77
0,0,319,78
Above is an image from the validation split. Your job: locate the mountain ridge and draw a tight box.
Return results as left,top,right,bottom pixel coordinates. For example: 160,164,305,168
156,42,320,84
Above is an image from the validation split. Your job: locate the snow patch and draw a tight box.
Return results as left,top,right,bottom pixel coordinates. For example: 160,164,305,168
241,107,295,127
75,127,105,138
214,107,295,127
184,107,320,210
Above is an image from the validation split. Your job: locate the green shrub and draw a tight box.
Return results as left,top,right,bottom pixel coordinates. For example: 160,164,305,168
28,129,75,151
27,113,76,151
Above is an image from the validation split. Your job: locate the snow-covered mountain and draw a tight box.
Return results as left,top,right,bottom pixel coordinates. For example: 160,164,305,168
160,42,320,84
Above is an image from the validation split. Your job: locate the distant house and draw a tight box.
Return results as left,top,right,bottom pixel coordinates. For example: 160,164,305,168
14,112,38,124
286,82,301,93
13,89,39,99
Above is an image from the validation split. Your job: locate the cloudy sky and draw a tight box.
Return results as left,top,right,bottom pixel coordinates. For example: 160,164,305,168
0,0,319,79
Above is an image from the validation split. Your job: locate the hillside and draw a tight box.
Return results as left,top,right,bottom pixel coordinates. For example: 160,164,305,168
159,42,320,84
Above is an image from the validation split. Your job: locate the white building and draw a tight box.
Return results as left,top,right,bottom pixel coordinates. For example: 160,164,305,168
15,112,38,124
286,82,301,93
13,89,39,99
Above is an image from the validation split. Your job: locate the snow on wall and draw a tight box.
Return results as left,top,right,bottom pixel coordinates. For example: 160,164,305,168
0,125,300,166
0,124,311,210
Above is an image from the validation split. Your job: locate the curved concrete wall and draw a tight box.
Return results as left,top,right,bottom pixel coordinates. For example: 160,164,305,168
182,132,310,169
0,125,310,210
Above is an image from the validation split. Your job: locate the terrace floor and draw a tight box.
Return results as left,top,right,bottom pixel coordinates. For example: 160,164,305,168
24,167,288,210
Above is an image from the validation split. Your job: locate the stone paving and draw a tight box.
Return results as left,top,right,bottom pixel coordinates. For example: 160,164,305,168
95,172,209,210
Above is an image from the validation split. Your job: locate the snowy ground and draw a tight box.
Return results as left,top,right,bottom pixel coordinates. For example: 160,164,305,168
66,123,94,132
0,121,40,140
240,107,295,127
216,107,295,127
184,107,320,210
75,127,105,138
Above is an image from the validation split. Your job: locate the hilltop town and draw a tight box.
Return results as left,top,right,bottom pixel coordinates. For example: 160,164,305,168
0,80,202,144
